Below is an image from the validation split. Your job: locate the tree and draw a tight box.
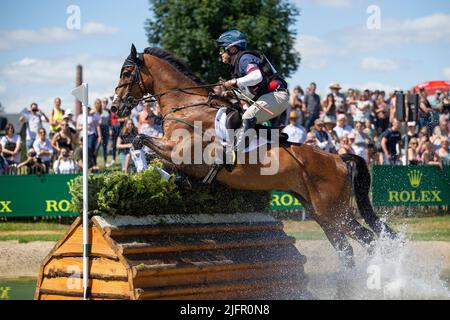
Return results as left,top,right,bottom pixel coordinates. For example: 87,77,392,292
145,0,301,83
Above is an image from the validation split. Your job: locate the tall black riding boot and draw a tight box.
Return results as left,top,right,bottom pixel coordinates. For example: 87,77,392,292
235,117,257,153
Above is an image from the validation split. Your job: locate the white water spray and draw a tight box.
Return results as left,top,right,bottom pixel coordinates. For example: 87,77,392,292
304,220,450,300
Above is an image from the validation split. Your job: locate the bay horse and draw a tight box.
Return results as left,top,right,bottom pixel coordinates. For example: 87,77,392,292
111,44,396,268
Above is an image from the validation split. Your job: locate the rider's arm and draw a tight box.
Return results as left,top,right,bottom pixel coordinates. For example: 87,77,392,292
236,68,263,90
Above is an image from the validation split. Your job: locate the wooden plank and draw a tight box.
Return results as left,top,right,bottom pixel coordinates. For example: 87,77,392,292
38,294,84,300
38,290,129,300
133,261,303,288
120,237,296,255
133,258,304,278
44,257,128,280
135,277,305,300
127,246,306,276
40,277,131,297
156,286,285,300
105,222,283,237
53,224,118,258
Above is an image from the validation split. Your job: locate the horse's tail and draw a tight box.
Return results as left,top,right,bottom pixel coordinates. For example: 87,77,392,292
340,154,397,239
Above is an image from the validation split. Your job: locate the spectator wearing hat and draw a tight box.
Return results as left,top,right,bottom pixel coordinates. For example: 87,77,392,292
313,119,333,152
323,117,338,153
303,82,322,131
329,83,346,115
33,127,53,173
282,111,307,144
19,102,49,152
63,109,76,132
0,123,22,165
333,114,353,141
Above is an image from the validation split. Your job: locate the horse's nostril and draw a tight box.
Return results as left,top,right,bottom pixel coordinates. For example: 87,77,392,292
111,106,117,113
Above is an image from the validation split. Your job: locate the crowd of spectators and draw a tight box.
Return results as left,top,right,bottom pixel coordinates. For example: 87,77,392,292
1,83,449,176
0,97,163,175
281,82,450,166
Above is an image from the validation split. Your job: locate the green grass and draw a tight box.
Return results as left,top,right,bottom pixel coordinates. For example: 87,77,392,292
286,230,327,240
284,215,450,242
0,234,63,243
0,222,68,232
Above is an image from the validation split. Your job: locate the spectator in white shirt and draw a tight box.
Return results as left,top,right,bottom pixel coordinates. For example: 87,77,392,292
333,114,353,140
53,148,79,174
19,102,49,151
282,111,307,143
353,91,372,123
33,128,53,173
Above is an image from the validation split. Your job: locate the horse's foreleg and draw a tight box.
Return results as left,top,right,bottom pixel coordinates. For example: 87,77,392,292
133,134,176,160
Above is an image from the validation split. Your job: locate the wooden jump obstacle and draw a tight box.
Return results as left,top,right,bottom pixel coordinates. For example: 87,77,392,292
35,213,308,300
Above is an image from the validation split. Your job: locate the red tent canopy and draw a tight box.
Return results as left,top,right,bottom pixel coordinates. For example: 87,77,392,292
414,80,450,96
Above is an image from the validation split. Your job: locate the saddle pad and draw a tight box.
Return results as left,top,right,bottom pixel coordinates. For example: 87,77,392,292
214,107,271,153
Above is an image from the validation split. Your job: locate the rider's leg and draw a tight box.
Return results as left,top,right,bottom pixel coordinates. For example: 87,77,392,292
235,90,289,152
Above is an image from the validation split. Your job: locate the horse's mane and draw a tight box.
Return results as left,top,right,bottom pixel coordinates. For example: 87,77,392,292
143,47,205,85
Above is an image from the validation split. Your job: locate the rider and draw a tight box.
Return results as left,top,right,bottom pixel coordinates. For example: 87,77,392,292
216,30,289,152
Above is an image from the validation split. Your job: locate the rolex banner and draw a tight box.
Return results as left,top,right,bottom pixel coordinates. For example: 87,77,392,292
372,165,450,206
1,166,449,217
0,174,79,217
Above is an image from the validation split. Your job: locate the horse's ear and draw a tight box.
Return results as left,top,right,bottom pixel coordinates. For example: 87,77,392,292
130,44,137,61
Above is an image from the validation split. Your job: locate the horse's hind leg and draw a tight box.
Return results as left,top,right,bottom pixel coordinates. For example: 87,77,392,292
318,220,355,270
341,217,377,255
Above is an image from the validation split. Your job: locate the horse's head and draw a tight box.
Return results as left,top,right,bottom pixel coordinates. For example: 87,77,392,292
111,44,152,117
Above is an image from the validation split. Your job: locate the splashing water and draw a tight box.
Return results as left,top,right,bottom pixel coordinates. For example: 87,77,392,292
304,221,450,300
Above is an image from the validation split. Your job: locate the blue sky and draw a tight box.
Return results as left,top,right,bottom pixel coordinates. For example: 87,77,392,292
0,0,449,114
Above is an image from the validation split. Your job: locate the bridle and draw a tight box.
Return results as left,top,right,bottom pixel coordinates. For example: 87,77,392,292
114,54,150,111
113,53,228,125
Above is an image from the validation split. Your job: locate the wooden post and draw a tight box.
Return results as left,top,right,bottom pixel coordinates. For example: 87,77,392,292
75,65,83,119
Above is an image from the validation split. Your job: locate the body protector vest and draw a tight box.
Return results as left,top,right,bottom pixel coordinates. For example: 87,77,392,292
231,50,287,100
